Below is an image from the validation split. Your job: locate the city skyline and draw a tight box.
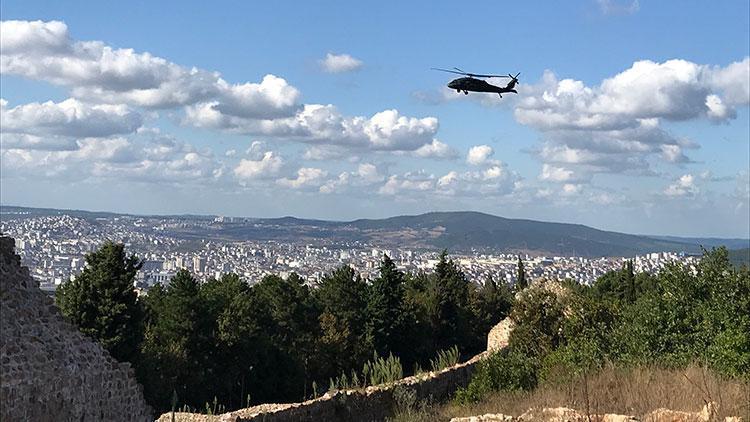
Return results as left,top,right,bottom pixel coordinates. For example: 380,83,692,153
1,1,749,238
1,209,706,292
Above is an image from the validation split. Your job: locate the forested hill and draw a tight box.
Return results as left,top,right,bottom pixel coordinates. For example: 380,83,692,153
341,211,716,257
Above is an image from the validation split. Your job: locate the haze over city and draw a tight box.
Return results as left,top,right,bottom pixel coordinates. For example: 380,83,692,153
1,0,749,238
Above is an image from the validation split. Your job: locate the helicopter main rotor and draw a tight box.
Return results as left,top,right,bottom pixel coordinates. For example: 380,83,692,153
431,67,510,79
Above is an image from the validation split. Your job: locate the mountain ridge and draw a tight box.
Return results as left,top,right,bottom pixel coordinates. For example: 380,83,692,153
2,205,747,257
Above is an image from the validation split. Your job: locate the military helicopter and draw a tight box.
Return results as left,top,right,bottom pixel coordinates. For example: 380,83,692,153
432,67,520,97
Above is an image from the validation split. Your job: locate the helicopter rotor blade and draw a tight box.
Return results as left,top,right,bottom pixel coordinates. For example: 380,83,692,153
431,67,469,76
432,67,511,79
471,73,510,78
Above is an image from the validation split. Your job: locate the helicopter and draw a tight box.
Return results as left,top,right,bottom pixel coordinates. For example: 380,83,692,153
432,67,520,97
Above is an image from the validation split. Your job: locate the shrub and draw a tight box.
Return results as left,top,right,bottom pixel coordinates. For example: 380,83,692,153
430,346,460,372
454,349,538,404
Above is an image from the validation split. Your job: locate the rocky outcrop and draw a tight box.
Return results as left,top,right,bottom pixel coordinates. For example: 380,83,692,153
0,236,153,422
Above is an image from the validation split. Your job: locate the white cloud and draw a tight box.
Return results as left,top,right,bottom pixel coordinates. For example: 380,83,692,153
0,20,301,117
561,183,583,195
233,151,284,182
186,103,440,152
539,164,588,183
277,167,328,189
379,171,435,196
660,144,690,164
0,133,78,151
377,162,520,198
466,145,495,166
355,163,384,184
1,98,142,137
1,134,223,183
664,174,699,197
319,53,363,73
302,145,351,161
514,58,748,183
413,139,458,159
211,75,301,119
705,57,750,107
319,163,385,194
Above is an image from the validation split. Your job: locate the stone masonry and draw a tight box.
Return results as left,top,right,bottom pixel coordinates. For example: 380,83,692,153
0,236,153,421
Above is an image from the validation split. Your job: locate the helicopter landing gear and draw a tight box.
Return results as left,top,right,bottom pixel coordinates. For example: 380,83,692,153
463,91,468,95
456,89,461,93
497,93,503,98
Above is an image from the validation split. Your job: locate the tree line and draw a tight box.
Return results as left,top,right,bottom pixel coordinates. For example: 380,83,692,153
55,243,514,412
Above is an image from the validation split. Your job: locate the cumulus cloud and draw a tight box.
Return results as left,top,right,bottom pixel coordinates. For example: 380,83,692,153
664,174,699,197
413,139,458,159
0,20,301,117
0,133,78,151
1,98,142,138
233,151,284,182
436,163,520,197
1,20,453,161
319,163,385,194
187,103,440,152
466,145,495,165
319,53,363,73
515,58,749,183
277,167,328,189
379,171,435,196
1,134,223,183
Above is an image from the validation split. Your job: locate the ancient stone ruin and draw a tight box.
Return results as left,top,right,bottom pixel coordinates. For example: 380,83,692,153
0,236,153,421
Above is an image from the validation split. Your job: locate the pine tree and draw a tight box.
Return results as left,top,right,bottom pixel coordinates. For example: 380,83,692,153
516,256,528,291
430,250,473,352
367,254,406,358
314,265,370,376
56,241,143,363
622,260,636,302
140,269,210,410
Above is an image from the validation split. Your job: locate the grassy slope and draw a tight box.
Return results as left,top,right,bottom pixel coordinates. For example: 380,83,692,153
391,365,750,421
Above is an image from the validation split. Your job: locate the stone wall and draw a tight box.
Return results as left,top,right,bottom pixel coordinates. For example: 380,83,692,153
158,352,488,422
0,236,153,421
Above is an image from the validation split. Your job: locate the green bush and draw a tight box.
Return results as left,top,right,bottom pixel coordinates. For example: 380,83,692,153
454,349,537,404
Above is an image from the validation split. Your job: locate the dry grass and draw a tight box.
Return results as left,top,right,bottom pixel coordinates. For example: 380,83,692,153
439,364,750,421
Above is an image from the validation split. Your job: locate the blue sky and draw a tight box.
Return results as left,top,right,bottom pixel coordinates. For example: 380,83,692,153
1,0,748,237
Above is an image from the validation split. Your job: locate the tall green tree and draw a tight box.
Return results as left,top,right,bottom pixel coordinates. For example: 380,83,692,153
367,254,407,359
516,256,527,291
140,269,211,410
56,240,144,363
431,250,475,353
252,273,320,402
314,265,370,377
471,274,514,340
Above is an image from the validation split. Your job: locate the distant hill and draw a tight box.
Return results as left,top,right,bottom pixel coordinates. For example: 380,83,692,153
341,211,705,257
647,235,749,250
4,205,747,258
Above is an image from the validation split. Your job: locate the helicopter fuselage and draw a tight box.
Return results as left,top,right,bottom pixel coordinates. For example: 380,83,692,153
447,77,517,96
